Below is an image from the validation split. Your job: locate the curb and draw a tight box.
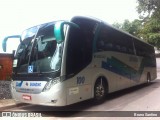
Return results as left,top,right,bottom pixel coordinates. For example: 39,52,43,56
0,103,28,111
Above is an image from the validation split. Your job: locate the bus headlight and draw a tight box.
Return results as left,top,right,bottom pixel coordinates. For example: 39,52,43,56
42,77,61,92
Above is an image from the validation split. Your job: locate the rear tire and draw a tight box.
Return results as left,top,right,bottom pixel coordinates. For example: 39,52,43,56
93,77,107,104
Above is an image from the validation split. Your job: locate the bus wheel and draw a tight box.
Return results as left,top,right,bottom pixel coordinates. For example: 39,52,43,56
147,73,151,84
93,77,107,104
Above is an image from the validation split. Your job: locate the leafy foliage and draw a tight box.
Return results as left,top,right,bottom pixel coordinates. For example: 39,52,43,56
137,0,160,48
112,19,142,38
137,0,160,20
113,0,160,49
139,13,160,48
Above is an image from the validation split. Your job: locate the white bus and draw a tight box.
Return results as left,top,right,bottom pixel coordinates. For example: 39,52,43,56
3,16,157,106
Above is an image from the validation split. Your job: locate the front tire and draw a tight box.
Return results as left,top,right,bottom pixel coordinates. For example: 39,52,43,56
93,78,107,104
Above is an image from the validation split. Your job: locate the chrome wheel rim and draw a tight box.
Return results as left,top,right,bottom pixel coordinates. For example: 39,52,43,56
95,84,105,99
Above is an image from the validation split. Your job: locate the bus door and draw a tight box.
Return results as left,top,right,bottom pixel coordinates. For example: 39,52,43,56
65,17,100,104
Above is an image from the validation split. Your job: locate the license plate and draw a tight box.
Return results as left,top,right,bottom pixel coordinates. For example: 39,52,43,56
22,95,32,100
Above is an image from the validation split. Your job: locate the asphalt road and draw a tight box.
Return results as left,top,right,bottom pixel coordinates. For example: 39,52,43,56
2,58,160,120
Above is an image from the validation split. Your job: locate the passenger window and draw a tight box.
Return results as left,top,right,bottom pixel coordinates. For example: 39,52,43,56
97,40,105,51
96,24,134,55
121,46,127,52
104,43,113,51
115,45,120,51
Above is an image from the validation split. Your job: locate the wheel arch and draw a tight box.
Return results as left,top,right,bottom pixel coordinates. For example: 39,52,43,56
92,75,109,98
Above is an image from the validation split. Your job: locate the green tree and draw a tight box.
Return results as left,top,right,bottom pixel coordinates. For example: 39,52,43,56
113,0,160,48
137,0,160,48
112,22,122,29
137,0,160,20
113,19,142,38
139,12,160,48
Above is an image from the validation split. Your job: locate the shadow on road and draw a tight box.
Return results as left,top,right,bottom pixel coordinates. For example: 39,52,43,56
22,79,160,117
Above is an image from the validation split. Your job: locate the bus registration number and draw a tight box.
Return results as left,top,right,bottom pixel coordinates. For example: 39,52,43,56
22,95,32,100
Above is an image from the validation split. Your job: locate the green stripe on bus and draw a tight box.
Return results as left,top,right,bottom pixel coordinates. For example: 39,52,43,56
102,56,146,81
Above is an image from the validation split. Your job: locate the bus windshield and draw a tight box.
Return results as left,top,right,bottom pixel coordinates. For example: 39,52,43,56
14,22,63,73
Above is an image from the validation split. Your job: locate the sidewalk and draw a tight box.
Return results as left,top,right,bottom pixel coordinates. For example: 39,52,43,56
0,99,26,111
0,80,22,111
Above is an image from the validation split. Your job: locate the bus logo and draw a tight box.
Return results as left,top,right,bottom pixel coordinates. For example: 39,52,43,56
77,76,85,85
16,81,23,87
30,82,41,86
25,82,29,86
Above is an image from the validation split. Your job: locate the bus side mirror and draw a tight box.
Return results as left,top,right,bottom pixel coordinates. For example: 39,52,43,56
54,21,79,44
2,35,21,52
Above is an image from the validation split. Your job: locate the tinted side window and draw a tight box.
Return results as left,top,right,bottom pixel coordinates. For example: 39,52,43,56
134,39,155,58
66,19,96,76
96,24,134,55
66,27,93,75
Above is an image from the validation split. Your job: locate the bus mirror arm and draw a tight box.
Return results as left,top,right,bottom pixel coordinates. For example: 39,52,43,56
54,21,80,44
2,35,21,52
